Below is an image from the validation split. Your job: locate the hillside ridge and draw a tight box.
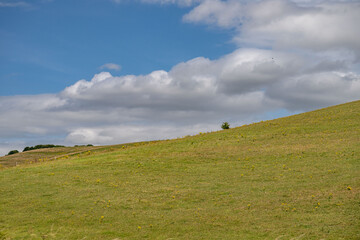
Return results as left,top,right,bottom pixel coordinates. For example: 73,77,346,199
0,100,359,239
1,100,359,169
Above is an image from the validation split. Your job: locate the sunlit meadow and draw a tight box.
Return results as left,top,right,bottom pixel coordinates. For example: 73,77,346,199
0,101,359,239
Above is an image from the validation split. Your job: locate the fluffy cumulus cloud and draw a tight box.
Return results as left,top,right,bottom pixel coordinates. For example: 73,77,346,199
184,0,360,55
267,71,360,110
1,0,359,155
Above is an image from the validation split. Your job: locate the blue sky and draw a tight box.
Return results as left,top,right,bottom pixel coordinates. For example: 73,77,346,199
0,0,359,155
0,0,234,95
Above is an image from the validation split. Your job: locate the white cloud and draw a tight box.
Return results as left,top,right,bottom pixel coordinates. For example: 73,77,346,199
62,49,292,113
0,0,53,8
111,0,200,6
184,0,360,55
142,0,201,6
266,71,360,110
244,1,360,52
0,1,29,7
183,0,243,28
99,63,122,71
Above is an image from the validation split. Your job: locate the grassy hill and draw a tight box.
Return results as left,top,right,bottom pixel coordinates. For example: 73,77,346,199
0,142,158,168
0,101,359,239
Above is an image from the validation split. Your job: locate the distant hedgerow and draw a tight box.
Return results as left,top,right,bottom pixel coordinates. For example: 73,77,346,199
74,144,93,147
23,144,64,152
221,122,230,130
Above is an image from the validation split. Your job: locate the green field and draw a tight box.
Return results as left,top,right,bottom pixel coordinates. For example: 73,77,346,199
0,101,359,239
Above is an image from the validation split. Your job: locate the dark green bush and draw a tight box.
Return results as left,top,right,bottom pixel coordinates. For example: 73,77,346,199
7,150,19,155
221,122,230,130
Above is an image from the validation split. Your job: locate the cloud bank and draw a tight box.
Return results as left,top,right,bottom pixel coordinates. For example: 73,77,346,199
184,0,360,54
1,0,359,155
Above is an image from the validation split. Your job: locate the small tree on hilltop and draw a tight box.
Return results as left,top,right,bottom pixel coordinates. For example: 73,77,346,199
221,122,230,130
7,150,19,155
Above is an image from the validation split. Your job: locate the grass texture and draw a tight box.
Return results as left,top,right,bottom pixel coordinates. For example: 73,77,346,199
0,100,359,239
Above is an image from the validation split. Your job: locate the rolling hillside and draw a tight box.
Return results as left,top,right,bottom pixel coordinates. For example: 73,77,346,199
0,142,158,168
0,100,359,239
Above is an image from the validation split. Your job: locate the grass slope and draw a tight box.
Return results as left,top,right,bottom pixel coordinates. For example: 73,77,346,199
0,101,359,239
0,146,100,168
0,142,158,168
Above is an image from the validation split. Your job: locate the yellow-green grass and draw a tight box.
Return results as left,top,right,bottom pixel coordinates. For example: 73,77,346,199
0,101,359,239
0,142,159,168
